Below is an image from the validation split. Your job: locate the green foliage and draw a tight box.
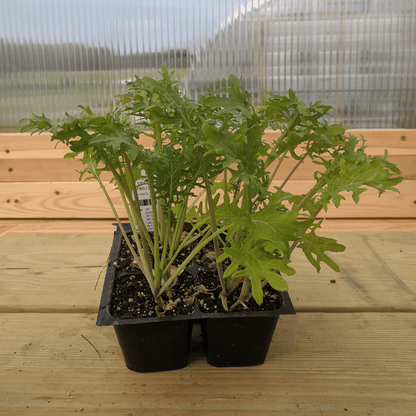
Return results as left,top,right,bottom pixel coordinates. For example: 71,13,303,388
20,65,404,313
297,230,346,273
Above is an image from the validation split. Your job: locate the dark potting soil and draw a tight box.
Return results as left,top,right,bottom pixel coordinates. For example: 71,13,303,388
110,234,196,319
193,239,283,313
110,233,283,319
194,267,282,313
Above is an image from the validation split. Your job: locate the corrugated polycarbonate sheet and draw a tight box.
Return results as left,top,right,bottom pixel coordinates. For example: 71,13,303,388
1,0,415,129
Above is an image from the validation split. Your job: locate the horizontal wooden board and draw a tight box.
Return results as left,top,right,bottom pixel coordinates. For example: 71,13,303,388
1,231,415,312
0,132,153,157
0,158,114,182
1,130,414,190
287,231,416,312
2,129,416,157
0,180,414,219
1,131,415,183
0,219,119,235
2,154,415,183
0,232,112,312
1,218,416,235
1,313,415,415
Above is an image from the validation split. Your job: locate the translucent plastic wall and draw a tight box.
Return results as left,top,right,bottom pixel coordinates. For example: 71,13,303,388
1,0,415,130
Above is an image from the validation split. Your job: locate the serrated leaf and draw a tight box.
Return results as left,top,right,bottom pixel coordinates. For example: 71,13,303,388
221,246,293,304
228,205,313,257
320,145,404,209
297,231,346,272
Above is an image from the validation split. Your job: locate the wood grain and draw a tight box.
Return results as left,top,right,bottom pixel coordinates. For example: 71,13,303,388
2,154,415,183
0,219,118,235
0,158,114,182
0,181,122,219
0,232,111,312
1,180,414,219
1,231,415,312
2,218,416,235
2,130,416,156
287,231,416,312
1,313,415,415
2,131,415,182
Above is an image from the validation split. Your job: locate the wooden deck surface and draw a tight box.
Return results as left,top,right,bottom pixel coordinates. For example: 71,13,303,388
1,129,415,414
1,220,416,415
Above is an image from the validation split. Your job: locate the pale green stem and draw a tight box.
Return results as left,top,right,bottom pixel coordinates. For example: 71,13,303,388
197,152,228,311
159,207,172,273
123,156,153,272
290,206,324,252
92,166,144,272
268,150,288,186
264,116,300,170
142,164,161,291
279,149,311,191
229,279,268,312
107,164,154,252
229,277,251,312
106,160,156,294
225,276,244,294
175,220,211,250
154,122,167,240
223,169,230,203
118,188,156,295
169,198,188,258
154,122,163,149
185,188,206,217
264,116,302,191
243,183,252,215
297,177,327,212
93,166,156,297
162,221,212,276
123,154,140,211
158,225,231,298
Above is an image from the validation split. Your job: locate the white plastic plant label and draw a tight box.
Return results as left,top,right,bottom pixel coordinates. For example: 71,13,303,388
133,170,154,232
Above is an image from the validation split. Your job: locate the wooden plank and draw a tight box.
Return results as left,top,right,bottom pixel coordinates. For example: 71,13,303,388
347,128,416,151
267,154,415,181
281,180,415,219
1,231,415,312
318,219,416,232
2,154,415,183
2,130,416,156
0,224,13,237
0,132,154,158
1,180,414,219
0,159,114,182
1,313,415,415
1,218,416,235
0,181,123,219
287,231,416,312
0,232,112,313
2,131,414,182
0,220,118,235
264,129,416,154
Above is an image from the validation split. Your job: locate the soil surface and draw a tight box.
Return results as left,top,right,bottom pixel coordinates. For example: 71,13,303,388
195,267,283,313
109,233,283,319
110,235,196,319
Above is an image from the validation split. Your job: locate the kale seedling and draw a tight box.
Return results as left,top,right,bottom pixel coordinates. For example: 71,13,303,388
21,65,403,313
